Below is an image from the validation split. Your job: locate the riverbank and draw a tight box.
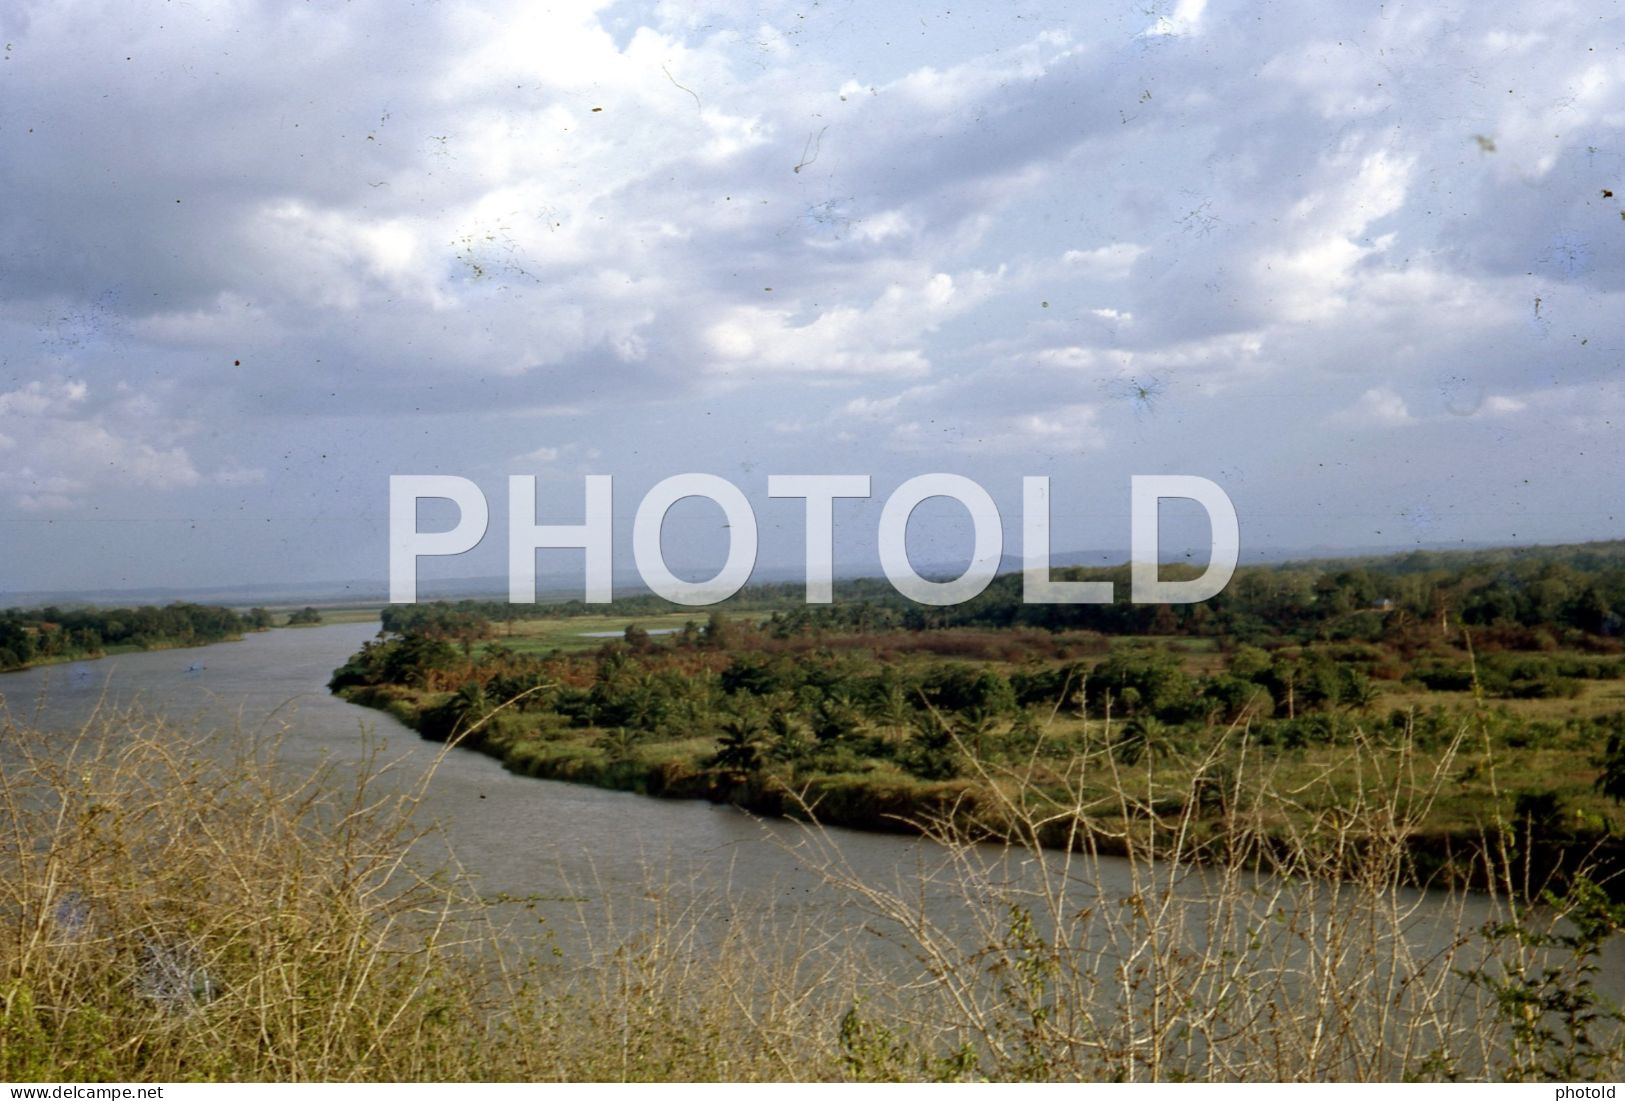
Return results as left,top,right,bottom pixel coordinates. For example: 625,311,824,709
333,679,1625,897
338,681,970,831
0,602,271,674
326,591,1625,901
11,708,1622,1081
4,620,1621,1081
0,632,253,674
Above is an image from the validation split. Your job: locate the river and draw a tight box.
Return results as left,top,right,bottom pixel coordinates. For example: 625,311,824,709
3,621,1620,1078
0,623,979,943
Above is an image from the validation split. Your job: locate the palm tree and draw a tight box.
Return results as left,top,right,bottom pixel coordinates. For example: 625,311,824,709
446,680,490,734
767,707,811,764
958,707,1004,759
812,692,865,744
872,681,913,734
601,726,640,765
1344,675,1380,712
712,713,770,775
1114,715,1170,767
905,711,960,780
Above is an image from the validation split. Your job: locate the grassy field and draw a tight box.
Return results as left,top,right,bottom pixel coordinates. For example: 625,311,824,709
329,609,1625,896
279,607,381,626
480,612,715,653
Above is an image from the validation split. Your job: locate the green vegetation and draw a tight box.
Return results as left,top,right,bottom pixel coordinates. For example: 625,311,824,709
2,710,1619,1081
413,537,1625,643
333,541,1625,892
0,603,261,672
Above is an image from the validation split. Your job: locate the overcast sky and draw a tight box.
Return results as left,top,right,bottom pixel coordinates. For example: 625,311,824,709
3,0,1624,598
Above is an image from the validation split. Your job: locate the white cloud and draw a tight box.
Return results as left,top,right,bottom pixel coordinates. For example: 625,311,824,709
1253,148,1412,323
0,378,204,508
0,379,88,417
1333,387,1415,427
1482,395,1528,415
6,0,1625,586
212,466,267,487
840,395,903,421
704,269,999,379
1144,0,1209,38
1061,244,1145,279
888,402,1105,454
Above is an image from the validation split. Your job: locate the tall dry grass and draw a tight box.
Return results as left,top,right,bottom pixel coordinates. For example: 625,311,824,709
0,705,860,1081
0,704,1619,1081
0,708,530,1080
785,711,1625,1081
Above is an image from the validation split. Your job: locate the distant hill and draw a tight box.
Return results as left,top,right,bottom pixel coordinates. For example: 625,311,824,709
6,537,1621,611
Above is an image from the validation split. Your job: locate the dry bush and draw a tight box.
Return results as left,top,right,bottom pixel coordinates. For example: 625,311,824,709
0,708,542,1080
0,706,860,1082
779,713,1625,1081
2,703,1619,1082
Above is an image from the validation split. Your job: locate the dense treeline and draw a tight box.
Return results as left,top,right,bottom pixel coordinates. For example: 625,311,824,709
333,606,1625,890
332,541,1625,885
799,555,1625,645
333,610,1625,782
407,541,1625,647
379,585,835,631
0,603,266,671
